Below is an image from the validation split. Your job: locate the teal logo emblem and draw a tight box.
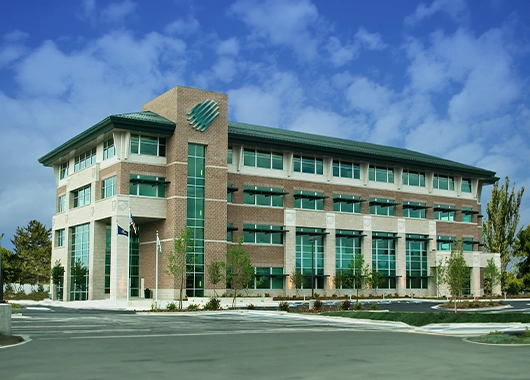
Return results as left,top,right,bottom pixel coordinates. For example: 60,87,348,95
187,99,219,132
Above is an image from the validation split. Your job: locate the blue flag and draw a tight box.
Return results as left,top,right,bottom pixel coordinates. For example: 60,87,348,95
117,224,128,237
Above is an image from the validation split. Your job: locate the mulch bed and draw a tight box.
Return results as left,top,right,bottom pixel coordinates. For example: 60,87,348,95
0,335,24,347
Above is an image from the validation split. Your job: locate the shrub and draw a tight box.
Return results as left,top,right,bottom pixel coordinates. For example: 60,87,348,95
264,293,271,297
370,303,378,310
247,303,255,310
187,304,199,310
314,293,320,299
204,297,221,310
279,301,290,312
353,302,364,310
313,300,323,311
341,300,351,310
166,302,177,311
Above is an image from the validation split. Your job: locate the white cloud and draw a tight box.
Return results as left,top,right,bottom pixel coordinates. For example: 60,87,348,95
405,0,468,26
101,0,137,24
346,77,393,114
354,27,386,51
0,30,29,67
217,38,239,56
164,16,200,36
229,0,320,61
288,107,351,139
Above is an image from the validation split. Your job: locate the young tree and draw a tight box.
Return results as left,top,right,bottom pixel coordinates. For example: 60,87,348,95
166,228,193,310
365,267,382,297
11,220,52,286
483,258,501,299
226,238,254,308
514,225,530,286
206,260,225,297
51,260,65,301
482,177,524,289
289,268,304,296
446,242,470,313
333,268,349,294
432,258,446,298
349,254,369,302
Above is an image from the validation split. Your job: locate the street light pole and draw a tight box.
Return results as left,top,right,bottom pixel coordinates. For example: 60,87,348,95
0,233,4,303
308,236,317,299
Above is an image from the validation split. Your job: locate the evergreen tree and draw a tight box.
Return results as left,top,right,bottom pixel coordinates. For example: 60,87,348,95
11,220,52,286
482,177,524,289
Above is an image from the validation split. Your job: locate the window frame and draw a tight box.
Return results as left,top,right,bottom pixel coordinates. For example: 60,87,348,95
369,165,394,183
293,155,324,175
101,176,117,199
332,160,360,179
130,134,166,157
72,185,91,208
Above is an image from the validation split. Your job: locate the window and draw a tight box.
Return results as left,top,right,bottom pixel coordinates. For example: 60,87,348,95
293,155,323,175
372,233,397,289
369,166,394,183
463,237,475,252
252,267,284,290
243,224,284,245
243,186,286,207
227,147,233,165
60,162,69,179
461,179,472,193
129,175,167,198
55,229,65,247
101,176,116,199
70,224,90,300
402,201,428,219
333,194,362,213
402,171,425,187
434,205,456,221
462,207,477,223
294,190,326,211
296,229,325,289
369,198,396,216
58,195,66,213
436,236,456,251
227,223,237,242
72,185,91,208
333,160,360,179
244,149,283,170
103,138,115,160
130,134,166,157
227,184,237,204
74,148,96,172
335,232,362,289
433,175,454,191
406,235,429,289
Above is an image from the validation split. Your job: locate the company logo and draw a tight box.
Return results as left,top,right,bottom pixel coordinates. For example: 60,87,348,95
187,99,219,132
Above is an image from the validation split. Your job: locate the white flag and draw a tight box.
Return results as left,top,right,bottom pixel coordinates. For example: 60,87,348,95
156,234,162,254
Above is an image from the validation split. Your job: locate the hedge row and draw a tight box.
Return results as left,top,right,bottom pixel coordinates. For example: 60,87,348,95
321,311,530,327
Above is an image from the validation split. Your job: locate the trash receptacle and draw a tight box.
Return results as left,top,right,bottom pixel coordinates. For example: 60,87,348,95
144,288,151,299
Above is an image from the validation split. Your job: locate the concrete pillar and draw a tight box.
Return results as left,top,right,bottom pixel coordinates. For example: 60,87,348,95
0,304,12,336
324,213,336,295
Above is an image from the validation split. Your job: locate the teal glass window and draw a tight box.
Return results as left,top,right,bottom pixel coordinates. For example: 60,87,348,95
402,171,425,187
369,166,394,183
369,198,395,216
293,155,323,175
372,233,396,289
252,267,284,290
70,223,90,300
55,229,65,247
332,160,360,179
101,176,116,199
227,147,233,165
58,195,66,213
74,148,96,172
294,190,325,211
243,149,283,170
335,234,362,289
461,179,472,193
436,236,456,251
434,205,455,221
406,235,428,289
333,194,361,213
243,224,284,245
129,175,166,198
462,207,475,223
296,230,325,289
402,202,427,219
60,161,69,179
463,237,475,251
433,175,454,191
103,137,115,160
130,134,166,157
243,186,285,207
72,185,91,208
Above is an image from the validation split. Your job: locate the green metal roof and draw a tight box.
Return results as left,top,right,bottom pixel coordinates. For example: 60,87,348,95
228,121,497,182
39,111,175,166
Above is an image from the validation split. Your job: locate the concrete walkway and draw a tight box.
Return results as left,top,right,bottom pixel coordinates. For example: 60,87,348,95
9,297,530,337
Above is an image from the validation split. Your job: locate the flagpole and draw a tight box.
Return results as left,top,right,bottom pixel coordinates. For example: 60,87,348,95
155,231,159,306
127,211,131,306
115,221,119,305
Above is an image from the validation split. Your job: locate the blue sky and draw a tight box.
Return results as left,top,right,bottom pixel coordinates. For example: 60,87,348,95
1,0,529,250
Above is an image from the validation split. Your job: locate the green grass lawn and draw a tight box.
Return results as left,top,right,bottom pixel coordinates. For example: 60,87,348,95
321,311,530,327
